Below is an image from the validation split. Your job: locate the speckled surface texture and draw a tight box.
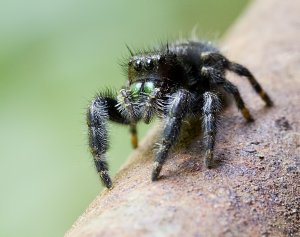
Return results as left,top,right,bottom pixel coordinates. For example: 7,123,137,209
66,0,300,236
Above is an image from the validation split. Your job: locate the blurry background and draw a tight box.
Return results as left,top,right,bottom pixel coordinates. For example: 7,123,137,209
0,0,250,236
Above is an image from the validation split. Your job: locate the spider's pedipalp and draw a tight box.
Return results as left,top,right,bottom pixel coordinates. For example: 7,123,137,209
141,88,163,124
116,89,141,122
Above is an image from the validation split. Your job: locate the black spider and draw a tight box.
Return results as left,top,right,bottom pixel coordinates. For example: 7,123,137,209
87,40,273,188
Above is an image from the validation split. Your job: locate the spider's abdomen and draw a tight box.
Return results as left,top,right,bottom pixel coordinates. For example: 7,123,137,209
170,41,219,67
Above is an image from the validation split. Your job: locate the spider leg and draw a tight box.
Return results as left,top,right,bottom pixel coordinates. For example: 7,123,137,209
152,89,194,181
228,62,273,106
129,123,138,149
201,66,254,122
87,94,131,188
201,52,273,106
202,92,221,168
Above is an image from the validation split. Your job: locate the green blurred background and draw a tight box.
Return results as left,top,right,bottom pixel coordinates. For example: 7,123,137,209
0,0,250,236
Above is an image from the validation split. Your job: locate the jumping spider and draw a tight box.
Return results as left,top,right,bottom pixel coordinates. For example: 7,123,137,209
87,40,273,188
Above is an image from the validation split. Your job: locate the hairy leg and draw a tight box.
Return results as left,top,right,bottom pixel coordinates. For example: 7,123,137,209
152,89,195,181
202,92,221,168
201,52,273,106
87,94,130,188
201,66,254,122
228,63,273,106
129,123,138,149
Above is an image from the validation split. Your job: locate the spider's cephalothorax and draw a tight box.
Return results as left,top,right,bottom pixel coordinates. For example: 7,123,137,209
87,40,273,188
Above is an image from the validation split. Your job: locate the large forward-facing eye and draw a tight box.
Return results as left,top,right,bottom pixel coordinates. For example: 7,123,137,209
130,82,142,98
143,81,155,95
133,60,142,71
145,59,154,70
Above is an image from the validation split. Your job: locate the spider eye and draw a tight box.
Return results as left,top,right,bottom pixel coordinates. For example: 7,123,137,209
130,82,142,98
158,56,165,63
133,60,142,71
145,59,154,70
143,81,155,95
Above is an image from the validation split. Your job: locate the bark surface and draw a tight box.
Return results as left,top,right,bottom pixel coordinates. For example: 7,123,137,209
66,0,300,236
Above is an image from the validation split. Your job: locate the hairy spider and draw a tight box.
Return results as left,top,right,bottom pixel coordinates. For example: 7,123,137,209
87,40,273,188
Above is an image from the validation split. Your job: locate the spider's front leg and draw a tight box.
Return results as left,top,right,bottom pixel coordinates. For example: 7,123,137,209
152,89,195,181
87,91,137,188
